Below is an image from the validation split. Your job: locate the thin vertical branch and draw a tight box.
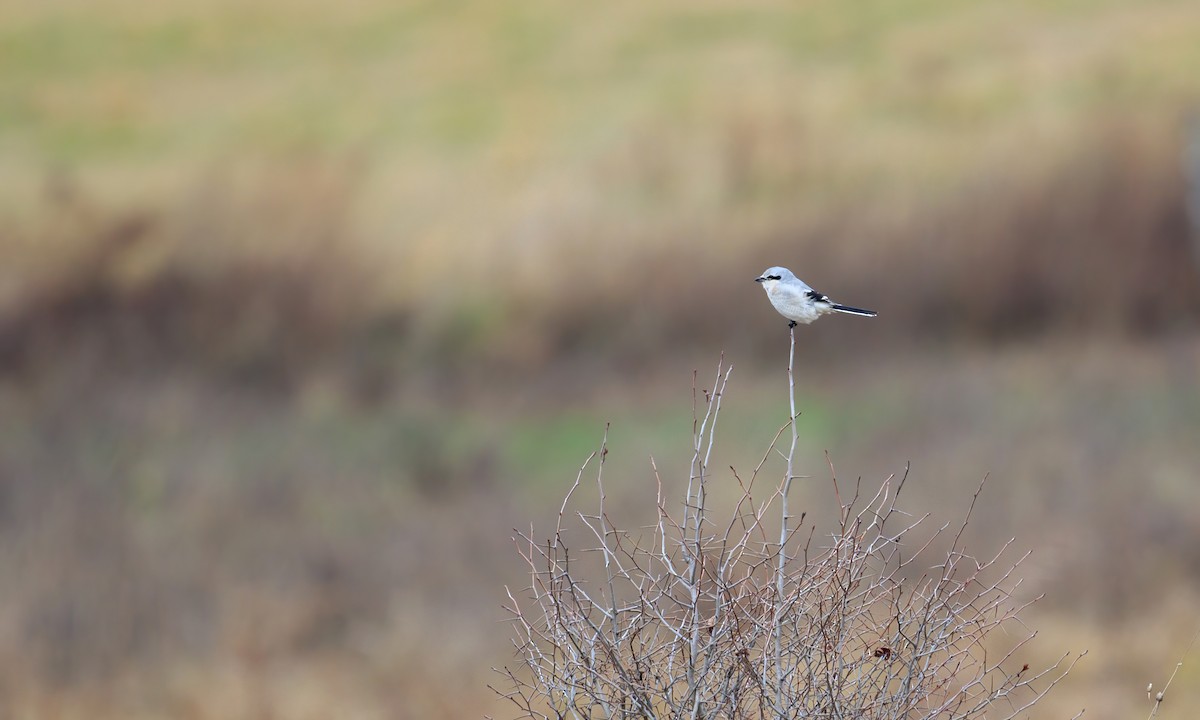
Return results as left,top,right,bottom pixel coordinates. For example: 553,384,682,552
774,325,799,711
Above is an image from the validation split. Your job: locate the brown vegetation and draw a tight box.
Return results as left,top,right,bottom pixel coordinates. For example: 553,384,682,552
4,1,1200,717
4,118,1199,390
1,117,1199,718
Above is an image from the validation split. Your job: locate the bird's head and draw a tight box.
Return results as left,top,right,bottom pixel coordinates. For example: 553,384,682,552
754,266,791,287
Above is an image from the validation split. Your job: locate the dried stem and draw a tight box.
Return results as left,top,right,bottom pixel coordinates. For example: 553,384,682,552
1147,623,1200,719
772,325,800,714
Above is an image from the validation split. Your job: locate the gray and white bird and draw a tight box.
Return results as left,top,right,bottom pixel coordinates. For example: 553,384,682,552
755,266,877,328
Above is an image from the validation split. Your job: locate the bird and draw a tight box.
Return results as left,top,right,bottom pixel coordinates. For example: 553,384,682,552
754,266,876,328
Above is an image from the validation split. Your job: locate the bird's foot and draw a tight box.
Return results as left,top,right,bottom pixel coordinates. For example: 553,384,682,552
787,320,797,329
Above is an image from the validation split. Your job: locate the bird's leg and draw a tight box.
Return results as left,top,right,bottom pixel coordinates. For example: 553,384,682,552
787,320,797,329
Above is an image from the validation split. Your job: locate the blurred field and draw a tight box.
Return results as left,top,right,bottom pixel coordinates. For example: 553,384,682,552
3,0,1200,717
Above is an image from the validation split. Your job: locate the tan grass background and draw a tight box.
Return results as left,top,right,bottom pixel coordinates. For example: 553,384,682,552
3,0,1200,717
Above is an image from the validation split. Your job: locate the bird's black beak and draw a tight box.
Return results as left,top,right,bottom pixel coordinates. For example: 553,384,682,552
754,277,765,283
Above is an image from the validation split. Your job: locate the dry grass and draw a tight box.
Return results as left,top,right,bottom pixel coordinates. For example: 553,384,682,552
3,115,1198,391
3,0,1200,717
4,0,1200,375
1,337,1198,718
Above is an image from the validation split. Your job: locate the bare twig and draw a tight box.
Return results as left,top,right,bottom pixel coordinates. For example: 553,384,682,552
1147,623,1200,719
494,357,1078,719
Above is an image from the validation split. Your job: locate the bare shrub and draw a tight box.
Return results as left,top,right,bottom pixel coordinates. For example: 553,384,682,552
494,340,1083,719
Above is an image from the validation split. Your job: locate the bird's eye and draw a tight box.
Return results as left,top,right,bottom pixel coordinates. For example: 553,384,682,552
768,275,782,280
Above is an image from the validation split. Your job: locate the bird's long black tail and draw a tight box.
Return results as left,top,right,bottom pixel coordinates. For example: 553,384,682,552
830,303,877,317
